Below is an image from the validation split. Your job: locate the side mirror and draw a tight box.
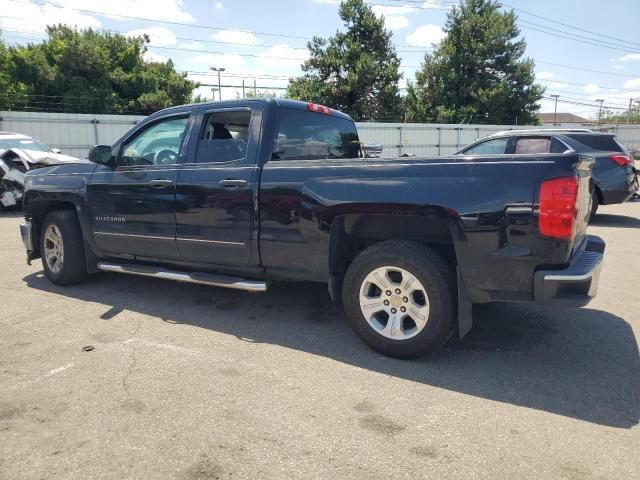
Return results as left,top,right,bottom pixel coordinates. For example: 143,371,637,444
88,145,113,166
50,148,62,154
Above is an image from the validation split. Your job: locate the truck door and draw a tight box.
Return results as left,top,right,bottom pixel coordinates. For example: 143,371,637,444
88,111,194,260
174,104,261,266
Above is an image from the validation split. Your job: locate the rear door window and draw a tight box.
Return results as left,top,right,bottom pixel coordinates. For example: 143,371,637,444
272,108,361,160
195,109,251,163
515,137,551,154
566,134,625,152
462,137,509,155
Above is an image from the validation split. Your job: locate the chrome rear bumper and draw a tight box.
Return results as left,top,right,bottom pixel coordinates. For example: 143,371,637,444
534,235,605,308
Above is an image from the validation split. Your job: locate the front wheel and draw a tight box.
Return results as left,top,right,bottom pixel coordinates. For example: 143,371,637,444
41,210,89,285
342,241,455,359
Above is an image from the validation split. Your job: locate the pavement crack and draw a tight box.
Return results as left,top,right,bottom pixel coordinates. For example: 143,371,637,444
120,317,142,401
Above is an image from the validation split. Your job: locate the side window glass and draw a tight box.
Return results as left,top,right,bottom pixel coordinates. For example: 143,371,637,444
195,110,251,163
463,138,508,155
566,134,625,153
272,109,361,161
515,137,551,154
121,116,189,166
550,137,571,153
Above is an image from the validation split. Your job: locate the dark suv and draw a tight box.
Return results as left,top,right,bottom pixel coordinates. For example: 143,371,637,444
456,129,638,218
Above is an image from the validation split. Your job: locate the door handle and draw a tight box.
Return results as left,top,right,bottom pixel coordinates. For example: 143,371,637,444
149,179,174,188
219,179,248,188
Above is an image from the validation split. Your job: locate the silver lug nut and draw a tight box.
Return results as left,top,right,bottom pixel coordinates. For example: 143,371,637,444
383,300,390,306
395,288,401,294
386,290,392,296
402,297,408,303
391,308,397,314
400,306,406,313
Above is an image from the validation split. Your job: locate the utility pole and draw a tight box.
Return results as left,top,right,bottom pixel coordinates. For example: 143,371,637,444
242,79,246,99
210,67,226,101
595,99,604,124
628,98,633,124
253,79,257,97
550,94,559,126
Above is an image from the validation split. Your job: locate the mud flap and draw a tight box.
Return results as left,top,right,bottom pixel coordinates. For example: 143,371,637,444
328,274,341,303
84,238,100,274
457,267,473,338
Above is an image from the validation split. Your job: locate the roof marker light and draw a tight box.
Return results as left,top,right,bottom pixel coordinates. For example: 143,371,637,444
307,103,332,115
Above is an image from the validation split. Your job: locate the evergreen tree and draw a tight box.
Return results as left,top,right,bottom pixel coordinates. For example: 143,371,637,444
287,0,402,121
405,0,544,124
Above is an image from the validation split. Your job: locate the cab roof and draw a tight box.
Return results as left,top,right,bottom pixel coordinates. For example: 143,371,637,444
155,98,354,122
0,131,31,138
488,128,614,138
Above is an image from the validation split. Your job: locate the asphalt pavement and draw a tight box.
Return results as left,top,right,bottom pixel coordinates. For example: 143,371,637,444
1,202,639,479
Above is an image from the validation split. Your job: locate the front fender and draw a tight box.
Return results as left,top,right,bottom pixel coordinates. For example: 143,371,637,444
23,163,98,261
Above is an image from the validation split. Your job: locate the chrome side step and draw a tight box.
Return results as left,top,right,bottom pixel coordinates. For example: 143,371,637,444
97,261,267,293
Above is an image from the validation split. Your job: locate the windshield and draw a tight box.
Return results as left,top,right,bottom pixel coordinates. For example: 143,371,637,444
0,138,52,153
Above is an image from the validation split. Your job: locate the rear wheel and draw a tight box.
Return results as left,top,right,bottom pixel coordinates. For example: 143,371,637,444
342,240,455,359
41,210,89,285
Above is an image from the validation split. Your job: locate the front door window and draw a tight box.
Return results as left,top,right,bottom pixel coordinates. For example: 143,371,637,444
120,116,189,167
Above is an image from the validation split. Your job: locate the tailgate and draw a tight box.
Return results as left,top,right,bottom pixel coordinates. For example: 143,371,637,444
572,155,595,253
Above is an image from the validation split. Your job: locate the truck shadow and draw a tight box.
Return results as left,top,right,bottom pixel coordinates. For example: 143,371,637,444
591,213,640,228
23,272,640,429
0,209,24,218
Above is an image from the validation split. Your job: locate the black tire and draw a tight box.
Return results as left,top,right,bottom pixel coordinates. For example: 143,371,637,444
40,210,88,285
342,240,455,359
589,191,599,222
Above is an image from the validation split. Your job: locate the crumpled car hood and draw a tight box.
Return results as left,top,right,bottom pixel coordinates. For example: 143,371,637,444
0,148,88,207
0,148,87,166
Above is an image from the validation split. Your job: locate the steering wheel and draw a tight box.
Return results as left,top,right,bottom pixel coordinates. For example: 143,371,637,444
154,149,178,165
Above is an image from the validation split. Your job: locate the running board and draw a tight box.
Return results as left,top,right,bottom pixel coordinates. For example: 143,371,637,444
97,262,267,293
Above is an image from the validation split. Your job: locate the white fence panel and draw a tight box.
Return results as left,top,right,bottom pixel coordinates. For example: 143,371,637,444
613,125,640,152
0,111,143,158
2,110,639,160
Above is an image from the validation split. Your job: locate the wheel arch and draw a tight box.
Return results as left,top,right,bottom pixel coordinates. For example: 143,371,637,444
327,205,463,300
24,193,98,272
27,198,77,258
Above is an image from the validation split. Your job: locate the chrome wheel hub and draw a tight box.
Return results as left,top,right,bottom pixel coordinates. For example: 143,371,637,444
44,224,64,274
359,266,430,340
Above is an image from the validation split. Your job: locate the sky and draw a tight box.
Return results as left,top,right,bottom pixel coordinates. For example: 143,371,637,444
0,0,639,120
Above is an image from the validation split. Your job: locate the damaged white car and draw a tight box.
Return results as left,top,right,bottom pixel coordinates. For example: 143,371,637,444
0,132,85,208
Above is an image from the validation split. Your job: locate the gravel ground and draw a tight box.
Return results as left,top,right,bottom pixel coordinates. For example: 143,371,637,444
0,202,639,480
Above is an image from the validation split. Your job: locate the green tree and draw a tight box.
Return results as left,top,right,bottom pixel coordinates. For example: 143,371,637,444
7,25,197,114
0,32,28,109
192,93,208,103
599,108,640,125
287,0,402,121
235,89,279,100
405,0,544,124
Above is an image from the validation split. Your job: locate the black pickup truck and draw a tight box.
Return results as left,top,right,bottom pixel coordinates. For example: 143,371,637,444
19,99,605,358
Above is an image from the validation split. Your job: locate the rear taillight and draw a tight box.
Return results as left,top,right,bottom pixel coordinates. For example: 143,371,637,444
307,103,332,115
609,154,631,166
539,177,579,240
